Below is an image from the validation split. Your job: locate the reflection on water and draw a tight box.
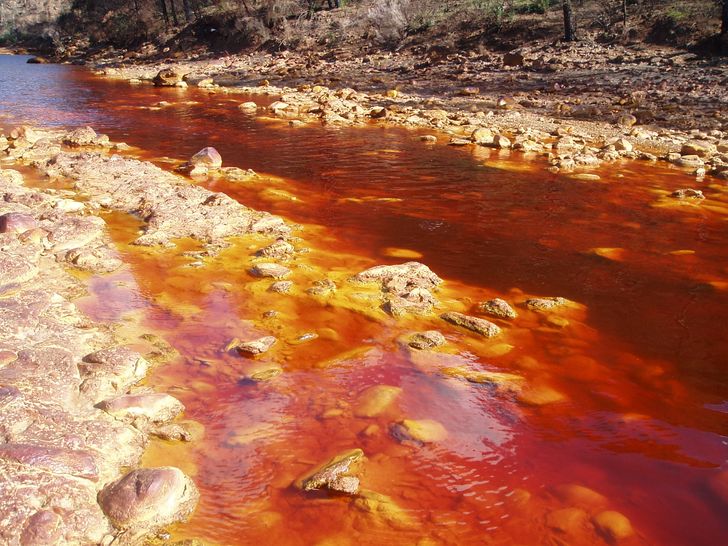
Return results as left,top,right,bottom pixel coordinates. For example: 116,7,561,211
3,54,728,545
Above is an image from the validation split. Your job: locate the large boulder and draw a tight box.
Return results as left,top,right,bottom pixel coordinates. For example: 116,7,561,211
98,467,199,533
153,68,184,87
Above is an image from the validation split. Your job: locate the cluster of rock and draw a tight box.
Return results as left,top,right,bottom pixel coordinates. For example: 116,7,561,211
0,165,198,544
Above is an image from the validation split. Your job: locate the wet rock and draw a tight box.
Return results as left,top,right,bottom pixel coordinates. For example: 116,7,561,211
420,135,437,143
612,138,633,152
517,385,566,406
297,448,364,494
151,423,193,442
45,215,104,252
592,511,634,541
477,298,517,320
153,68,185,86
352,490,415,529
78,347,149,403
0,212,37,234
553,484,608,507
63,246,123,273
546,507,588,534
354,385,402,418
441,366,523,389
307,278,337,296
256,238,294,259
250,263,291,278
241,361,283,382
471,127,495,145
190,147,222,170
98,393,185,423
441,311,501,338
675,155,704,168
238,101,258,111
523,297,568,311
391,419,447,444
63,126,98,147
408,330,446,350
268,280,293,293
352,262,442,292
493,134,512,149
670,188,704,199
98,467,199,533
227,335,277,356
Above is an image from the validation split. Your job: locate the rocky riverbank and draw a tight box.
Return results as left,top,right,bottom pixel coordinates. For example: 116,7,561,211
77,41,728,182
0,125,293,544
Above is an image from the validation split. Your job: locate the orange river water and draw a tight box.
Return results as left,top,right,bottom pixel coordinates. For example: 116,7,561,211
1,54,728,545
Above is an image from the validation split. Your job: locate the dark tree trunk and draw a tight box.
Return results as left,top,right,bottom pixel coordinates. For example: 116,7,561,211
722,0,728,35
158,0,170,27
169,0,180,26
562,0,577,42
622,0,628,30
182,0,192,21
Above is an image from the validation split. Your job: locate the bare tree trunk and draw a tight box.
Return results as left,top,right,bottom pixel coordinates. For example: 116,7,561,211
622,0,628,30
159,0,170,27
182,0,192,22
562,0,577,42
169,0,180,26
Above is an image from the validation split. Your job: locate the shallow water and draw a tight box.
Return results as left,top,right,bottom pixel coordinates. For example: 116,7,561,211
2,54,728,545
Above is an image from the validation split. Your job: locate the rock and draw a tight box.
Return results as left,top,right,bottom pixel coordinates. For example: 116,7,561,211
152,423,193,442
79,347,149,403
369,106,388,119
0,212,37,234
97,393,184,423
241,360,282,382
269,101,289,112
153,68,184,87
459,87,480,96
238,101,258,111
391,419,447,443
19,510,63,545
441,366,523,389
26,57,48,64
471,127,495,145
592,511,634,541
681,140,716,157
676,155,704,168
671,188,704,200
523,297,568,311
546,507,588,534
297,448,364,495
226,335,277,356
493,134,512,149
477,298,517,320
618,114,637,128
256,239,294,259
354,385,402,418
268,280,293,293
517,385,566,406
420,135,437,143
449,138,471,146
441,311,501,338
63,127,98,147
250,263,291,279
0,443,99,481
352,262,442,292
98,467,199,533
503,52,525,67
190,147,222,170
45,215,104,252
408,330,446,350
612,138,633,152
307,278,337,296
352,490,415,529
553,484,608,507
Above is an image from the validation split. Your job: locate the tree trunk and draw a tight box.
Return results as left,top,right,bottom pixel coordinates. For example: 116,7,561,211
622,0,628,30
722,0,728,35
158,0,170,27
169,0,180,26
182,0,192,22
562,0,577,42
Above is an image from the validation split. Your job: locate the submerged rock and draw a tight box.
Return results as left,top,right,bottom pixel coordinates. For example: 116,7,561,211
241,361,283,382
97,393,184,423
352,490,415,529
256,238,294,259
477,298,517,320
441,311,501,338
391,419,447,444
249,263,291,279
190,147,222,170
408,330,446,350
592,510,634,541
671,188,705,200
98,467,199,533
297,448,364,495
354,385,402,418
523,297,568,311
546,507,588,534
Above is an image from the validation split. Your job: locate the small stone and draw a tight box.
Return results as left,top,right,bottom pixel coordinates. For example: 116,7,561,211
613,138,633,152
420,135,437,142
297,448,364,494
471,127,495,145
239,101,258,111
306,278,337,296
269,280,293,293
459,86,480,96
671,188,704,200
592,511,634,541
190,147,222,169
493,134,512,149
441,311,501,338
227,336,277,356
369,106,388,119
241,361,283,381
153,68,184,87
354,385,402,418
63,126,98,147
391,419,447,443
256,239,294,259
523,297,568,311
477,298,517,320
408,330,446,350
618,114,637,128
250,263,291,278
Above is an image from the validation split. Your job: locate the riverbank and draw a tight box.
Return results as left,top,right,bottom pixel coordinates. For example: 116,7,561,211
80,38,728,182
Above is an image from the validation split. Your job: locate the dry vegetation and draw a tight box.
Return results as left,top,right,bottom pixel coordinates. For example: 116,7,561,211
39,1,725,57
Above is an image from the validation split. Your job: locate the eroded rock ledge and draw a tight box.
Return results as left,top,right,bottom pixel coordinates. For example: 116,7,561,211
0,132,212,544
